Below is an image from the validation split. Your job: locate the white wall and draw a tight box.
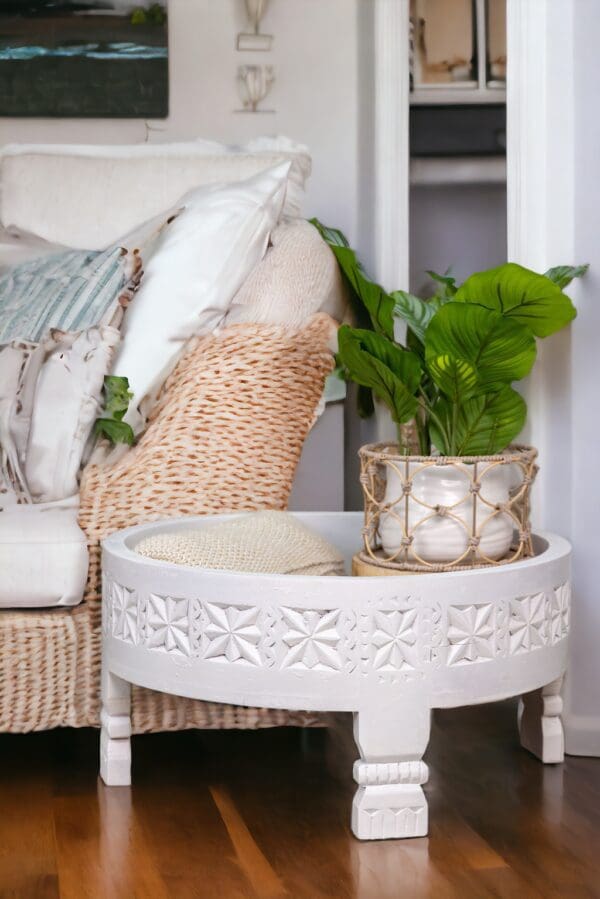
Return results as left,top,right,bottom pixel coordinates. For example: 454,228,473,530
565,0,600,755
0,0,360,244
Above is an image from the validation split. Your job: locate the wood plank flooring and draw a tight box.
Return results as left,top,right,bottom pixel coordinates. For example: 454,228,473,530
1,700,599,898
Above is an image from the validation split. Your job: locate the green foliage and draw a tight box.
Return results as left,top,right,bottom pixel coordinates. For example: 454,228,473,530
425,303,537,397
454,262,577,337
544,264,589,289
426,269,457,300
313,218,586,456
130,3,166,25
310,217,394,338
337,327,421,425
390,290,436,343
94,376,135,447
430,387,526,457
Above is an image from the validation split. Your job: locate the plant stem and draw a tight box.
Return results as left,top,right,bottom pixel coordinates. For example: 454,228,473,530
415,407,430,455
396,423,410,455
417,389,450,454
450,400,459,457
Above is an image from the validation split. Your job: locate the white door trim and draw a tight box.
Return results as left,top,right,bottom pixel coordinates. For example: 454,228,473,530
507,0,600,755
372,0,410,293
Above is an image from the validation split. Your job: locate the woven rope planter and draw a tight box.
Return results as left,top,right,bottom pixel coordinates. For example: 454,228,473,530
358,443,538,572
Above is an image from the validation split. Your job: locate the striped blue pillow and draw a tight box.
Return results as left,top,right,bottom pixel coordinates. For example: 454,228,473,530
0,245,135,343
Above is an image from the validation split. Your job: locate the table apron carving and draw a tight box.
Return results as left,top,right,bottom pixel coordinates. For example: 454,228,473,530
100,514,571,840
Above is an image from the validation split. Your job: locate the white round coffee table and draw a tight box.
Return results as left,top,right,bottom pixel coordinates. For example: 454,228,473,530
100,512,571,841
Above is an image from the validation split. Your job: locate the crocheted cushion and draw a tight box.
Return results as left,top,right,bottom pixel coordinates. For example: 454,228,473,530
134,511,344,576
224,219,348,328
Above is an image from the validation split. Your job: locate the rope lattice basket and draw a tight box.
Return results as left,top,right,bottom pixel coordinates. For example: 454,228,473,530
358,443,538,573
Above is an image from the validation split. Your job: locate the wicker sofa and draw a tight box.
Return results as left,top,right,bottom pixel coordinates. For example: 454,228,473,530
0,315,336,733
0,139,345,733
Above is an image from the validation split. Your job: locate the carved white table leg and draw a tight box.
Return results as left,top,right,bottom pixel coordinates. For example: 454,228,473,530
518,676,564,763
100,668,132,786
352,699,430,840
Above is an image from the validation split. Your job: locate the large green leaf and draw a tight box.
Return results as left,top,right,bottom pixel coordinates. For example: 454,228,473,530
330,245,395,338
544,263,588,290
454,262,577,338
310,218,395,338
425,355,478,403
430,386,527,456
425,302,536,396
337,325,421,424
391,290,437,343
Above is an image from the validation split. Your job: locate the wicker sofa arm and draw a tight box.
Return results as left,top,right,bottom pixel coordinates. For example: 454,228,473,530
79,313,337,549
0,315,336,734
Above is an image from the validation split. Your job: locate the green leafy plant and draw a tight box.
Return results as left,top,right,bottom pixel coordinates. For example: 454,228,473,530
94,376,135,446
130,3,167,25
312,219,587,456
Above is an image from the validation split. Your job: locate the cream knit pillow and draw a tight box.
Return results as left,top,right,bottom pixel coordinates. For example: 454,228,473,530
224,220,348,329
135,511,344,576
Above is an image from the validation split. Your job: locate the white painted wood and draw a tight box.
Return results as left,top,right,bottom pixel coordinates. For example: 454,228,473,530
373,0,410,293
506,0,575,528
410,87,506,105
371,0,411,445
519,676,565,764
353,700,430,839
475,0,487,90
101,513,570,839
506,0,600,755
410,156,506,187
100,667,132,786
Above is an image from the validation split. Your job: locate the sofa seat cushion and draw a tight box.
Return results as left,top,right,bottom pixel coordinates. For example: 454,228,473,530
0,497,88,608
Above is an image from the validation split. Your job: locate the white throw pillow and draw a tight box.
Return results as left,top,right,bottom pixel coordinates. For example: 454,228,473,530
0,497,88,608
0,137,310,249
111,162,290,429
25,327,120,503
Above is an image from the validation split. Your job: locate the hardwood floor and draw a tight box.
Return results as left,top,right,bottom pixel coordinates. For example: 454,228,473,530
1,700,599,898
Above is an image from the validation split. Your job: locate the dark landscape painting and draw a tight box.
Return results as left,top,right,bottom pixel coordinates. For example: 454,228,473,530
0,0,168,117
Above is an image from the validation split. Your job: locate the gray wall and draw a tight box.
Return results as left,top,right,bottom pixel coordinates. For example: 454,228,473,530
410,183,507,295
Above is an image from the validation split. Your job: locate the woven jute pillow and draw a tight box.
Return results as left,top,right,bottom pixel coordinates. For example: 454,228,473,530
73,313,337,733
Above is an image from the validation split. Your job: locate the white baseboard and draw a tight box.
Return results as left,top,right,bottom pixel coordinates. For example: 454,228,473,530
564,714,600,757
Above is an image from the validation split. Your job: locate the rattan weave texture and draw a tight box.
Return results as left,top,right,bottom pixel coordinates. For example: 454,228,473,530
0,315,335,733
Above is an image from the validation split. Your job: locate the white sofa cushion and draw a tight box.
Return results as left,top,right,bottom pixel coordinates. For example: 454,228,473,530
0,137,311,250
111,162,290,429
0,497,88,608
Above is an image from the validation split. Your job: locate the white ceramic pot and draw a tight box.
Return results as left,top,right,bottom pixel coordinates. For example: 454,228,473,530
379,460,519,564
